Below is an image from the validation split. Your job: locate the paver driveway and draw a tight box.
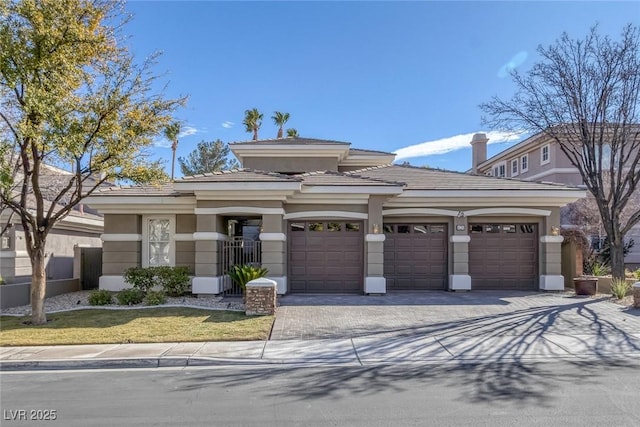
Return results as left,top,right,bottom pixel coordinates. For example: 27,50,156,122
270,291,640,340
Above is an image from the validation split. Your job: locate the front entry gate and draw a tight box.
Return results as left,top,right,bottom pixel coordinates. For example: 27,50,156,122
219,238,262,296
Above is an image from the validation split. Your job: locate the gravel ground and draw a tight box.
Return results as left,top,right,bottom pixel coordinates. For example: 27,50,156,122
610,294,635,307
0,291,245,316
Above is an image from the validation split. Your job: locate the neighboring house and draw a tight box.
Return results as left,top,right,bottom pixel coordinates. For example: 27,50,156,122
470,132,640,268
85,136,584,295
0,164,104,284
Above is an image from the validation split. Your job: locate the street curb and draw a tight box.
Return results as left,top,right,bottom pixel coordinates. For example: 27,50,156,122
3,353,639,372
0,358,163,371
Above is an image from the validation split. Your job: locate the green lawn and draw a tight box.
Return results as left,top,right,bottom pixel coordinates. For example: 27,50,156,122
0,308,274,346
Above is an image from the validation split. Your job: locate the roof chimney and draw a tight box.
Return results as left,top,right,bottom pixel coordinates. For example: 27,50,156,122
470,133,489,174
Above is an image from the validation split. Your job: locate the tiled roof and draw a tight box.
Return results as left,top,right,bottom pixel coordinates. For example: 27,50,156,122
348,148,395,156
229,137,350,146
92,183,179,196
348,165,581,191
88,164,581,198
296,171,403,187
178,169,301,182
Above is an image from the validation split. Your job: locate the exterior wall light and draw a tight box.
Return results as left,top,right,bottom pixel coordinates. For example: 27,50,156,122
372,224,380,234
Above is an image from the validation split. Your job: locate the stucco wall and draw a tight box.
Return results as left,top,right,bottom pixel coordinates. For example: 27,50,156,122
103,214,141,234
242,156,338,173
196,200,283,209
3,227,100,283
102,241,140,275
0,278,80,309
286,204,367,214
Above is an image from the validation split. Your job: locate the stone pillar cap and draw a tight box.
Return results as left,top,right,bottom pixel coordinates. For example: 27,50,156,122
246,278,277,287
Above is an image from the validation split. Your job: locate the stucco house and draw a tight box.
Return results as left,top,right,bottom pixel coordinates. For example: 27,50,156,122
470,132,640,269
85,136,584,295
0,164,103,285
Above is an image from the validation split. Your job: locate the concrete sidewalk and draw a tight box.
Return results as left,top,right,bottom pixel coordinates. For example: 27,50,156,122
2,331,640,371
3,292,639,371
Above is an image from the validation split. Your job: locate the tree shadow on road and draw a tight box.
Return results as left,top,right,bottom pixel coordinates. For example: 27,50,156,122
174,297,639,407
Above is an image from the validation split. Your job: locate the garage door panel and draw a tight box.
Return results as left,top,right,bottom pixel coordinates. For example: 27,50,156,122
288,221,363,293
290,252,306,262
343,252,362,262
306,266,325,276
395,265,414,275
326,252,344,262
469,223,538,290
290,266,306,276
384,223,448,291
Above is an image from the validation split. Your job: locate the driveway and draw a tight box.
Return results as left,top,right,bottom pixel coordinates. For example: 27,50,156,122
270,291,640,340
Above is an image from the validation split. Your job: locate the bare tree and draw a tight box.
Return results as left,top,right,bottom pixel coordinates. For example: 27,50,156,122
481,24,640,279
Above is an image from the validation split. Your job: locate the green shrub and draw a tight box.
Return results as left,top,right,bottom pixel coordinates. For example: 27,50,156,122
589,261,611,277
124,266,190,297
144,290,166,306
634,268,640,280
124,267,157,293
88,289,113,306
228,264,269,293
116,288,145,306
610,279,632,300
154,266,190,297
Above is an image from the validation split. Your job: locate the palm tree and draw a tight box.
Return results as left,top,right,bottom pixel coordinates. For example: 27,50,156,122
271,111,290,138
164,121,181,180
286,128,298,138
243,108,263,141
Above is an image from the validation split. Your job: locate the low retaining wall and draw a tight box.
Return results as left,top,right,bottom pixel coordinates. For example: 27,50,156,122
594,277,637,295
0,278,80,310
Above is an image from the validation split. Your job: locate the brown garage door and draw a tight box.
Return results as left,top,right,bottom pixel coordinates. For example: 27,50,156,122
468,223,538,290
288,221,363,293
383,223,448,290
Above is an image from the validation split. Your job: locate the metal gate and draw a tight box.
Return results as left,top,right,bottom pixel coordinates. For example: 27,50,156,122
80,247,102,290
219,238,262,296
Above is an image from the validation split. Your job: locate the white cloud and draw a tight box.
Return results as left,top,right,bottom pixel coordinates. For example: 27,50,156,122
152,124,205,148
221,121,234,129
153,139,172,149
497,51,528,78
179,126,199,138
393,131,524,161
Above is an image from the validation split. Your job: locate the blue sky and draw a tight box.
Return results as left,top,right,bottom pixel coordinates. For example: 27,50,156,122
124,1,639,177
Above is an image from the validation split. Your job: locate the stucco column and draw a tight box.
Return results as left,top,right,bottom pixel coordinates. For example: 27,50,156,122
449,215,471,291
539,208,564,291
99,214,142,291
260,213,287,294
192,213,227,295
364,196,386,293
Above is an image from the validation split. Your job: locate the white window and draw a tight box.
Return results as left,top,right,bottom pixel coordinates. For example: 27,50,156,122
511,159,519,176
493,162,506,178
142,216,175,267
541,144,550,165
521,154,529,173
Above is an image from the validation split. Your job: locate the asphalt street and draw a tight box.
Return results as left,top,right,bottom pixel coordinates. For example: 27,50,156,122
2,360,639,426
